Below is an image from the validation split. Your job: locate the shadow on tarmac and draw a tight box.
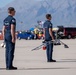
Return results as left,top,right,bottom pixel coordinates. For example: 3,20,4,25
0,67,71,70
0,68,6,70
18,67,71,70
0,59,76,70
57,59,76,63
61,59,76,61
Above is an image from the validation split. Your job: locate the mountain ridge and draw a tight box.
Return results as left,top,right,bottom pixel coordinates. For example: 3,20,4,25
0,0,76,30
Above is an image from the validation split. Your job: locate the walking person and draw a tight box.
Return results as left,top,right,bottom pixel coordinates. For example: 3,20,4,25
43,14,56,62
2,7,17,70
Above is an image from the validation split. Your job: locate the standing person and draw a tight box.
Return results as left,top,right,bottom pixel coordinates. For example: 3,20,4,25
2,7,17,70
34,28,39,39
43,14,56,62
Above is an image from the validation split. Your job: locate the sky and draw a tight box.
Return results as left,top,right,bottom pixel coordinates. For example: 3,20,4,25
0,0,42,8
0,0,14,8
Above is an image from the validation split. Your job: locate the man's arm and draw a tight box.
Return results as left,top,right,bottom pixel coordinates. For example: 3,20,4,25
43,28,45,38
2,26,6,40
11,24,15,43
49,28,54,40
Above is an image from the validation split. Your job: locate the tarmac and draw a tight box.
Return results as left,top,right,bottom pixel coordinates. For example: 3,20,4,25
0,39,76,75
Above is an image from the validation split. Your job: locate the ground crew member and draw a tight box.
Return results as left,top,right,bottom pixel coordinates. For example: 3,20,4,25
43,14,56,62
34,28,39,39
2,7,17,70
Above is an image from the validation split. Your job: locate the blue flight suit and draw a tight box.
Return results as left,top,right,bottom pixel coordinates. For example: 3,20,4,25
43,20,53,62
3,15,16,68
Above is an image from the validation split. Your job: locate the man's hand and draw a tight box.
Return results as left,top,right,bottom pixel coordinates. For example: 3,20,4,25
52,37,55,41
12,38,15,43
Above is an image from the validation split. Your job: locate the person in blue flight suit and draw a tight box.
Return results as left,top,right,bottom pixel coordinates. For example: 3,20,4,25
2,7,17,70
43,14,56,62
